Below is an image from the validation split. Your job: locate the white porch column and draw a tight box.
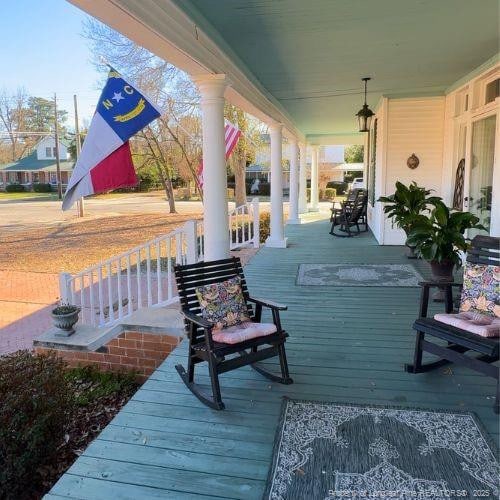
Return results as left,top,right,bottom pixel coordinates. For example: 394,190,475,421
287,139,300,224
298,143,307,214
266,123,287,248
193,74,230,261
310,145,319,212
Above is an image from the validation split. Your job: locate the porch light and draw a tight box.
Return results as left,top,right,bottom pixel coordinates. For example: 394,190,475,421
356,77,374,132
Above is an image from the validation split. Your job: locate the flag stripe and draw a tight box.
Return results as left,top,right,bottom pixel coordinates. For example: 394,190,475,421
197,121,241,189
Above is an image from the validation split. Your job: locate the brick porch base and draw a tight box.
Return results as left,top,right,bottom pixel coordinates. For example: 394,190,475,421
35,330,181,381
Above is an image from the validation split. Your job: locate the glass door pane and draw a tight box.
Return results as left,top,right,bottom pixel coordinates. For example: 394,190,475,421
469,115,496,237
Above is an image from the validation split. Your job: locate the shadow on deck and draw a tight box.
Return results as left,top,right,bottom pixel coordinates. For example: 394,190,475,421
48,218,499,499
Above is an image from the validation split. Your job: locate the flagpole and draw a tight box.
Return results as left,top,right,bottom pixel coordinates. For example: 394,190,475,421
53,93,63,200
73,94,85,217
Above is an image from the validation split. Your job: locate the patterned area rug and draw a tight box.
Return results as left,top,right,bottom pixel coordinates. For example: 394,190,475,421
297,264,424,287
264,399,499,500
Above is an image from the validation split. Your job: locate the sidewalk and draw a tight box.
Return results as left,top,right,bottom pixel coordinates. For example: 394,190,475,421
0,270,59,354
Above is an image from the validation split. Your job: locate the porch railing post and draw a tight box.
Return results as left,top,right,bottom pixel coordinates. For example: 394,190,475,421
59,272,72,304
183,220,198,264
251,197,260,249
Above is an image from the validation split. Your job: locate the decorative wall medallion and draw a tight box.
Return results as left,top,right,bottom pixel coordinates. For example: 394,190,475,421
407,153,420,169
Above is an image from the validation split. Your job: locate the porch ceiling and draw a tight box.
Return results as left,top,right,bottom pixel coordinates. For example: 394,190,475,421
69,0,498,139
176,0,498,136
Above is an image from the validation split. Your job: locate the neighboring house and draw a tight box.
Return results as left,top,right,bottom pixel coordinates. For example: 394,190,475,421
0,136,73,191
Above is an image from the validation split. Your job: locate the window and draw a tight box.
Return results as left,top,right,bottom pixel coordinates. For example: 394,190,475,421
53,147,58,157
485,78,499,104
32,172,40,183
367,119,378,206
45,147,52,157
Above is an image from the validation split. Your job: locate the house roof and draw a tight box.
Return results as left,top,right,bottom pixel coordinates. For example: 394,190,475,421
0,152,74,172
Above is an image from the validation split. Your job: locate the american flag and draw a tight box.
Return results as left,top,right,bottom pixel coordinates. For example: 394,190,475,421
197,120,241,189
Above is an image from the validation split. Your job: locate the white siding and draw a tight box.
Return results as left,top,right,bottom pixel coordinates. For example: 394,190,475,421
382,97,445,244
36,136,69,161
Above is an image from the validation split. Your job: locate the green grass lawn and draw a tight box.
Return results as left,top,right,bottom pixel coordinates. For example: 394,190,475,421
0,191,60,201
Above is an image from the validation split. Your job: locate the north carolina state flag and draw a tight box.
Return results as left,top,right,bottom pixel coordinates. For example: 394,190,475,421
63,68,161,210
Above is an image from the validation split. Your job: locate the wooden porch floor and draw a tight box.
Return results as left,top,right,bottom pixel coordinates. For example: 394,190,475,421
47,218,499,499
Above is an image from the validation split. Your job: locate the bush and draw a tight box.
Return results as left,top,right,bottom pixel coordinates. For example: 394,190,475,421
5,183,25,193
0,351,73,497
259,212,270,243
306,188,311,202
327,181,348,195
33,182,52,193
321,188,336,201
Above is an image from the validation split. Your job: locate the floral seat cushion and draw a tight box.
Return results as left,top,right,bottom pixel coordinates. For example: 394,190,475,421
212,321,277,344
459,263,500,318
434,311,500,338
195,276,250,330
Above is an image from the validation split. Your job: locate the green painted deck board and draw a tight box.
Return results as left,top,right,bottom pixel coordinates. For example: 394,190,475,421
48,219,499,499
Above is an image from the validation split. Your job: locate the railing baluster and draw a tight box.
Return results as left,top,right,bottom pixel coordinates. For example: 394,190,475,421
175,232,182,266
156,240,162,304
167,238,173,300
107,262,114,324
97,266,105,326
117,257,123,320
89,271,95,327
80,275,85,324
146,246,152,307
136,250,142,308
126,254,132,316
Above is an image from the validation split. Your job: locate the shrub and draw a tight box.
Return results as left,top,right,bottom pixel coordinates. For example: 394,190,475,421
5,183,25,193
33,182,52,193
306,188,311,202
0,351,73,497
322,188,336,200
259,212,270,243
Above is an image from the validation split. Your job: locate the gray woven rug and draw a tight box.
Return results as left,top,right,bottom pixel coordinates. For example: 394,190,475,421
264,399,499,500
297,264,424,287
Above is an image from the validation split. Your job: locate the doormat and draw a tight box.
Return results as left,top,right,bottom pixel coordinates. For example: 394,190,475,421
264,399,499,499
296,264,424,287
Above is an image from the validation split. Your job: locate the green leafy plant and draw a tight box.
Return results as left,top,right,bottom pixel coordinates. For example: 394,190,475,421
378,181,441,236
0,350,73,497
259,212,271,243
406,201,485,266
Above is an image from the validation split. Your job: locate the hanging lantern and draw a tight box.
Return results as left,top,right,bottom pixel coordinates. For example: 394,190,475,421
356,77,374,132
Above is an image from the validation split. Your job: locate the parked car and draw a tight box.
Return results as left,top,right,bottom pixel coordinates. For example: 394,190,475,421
351,177,365,189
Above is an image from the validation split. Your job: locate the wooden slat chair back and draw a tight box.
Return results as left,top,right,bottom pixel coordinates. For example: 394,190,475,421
406,235,500,413
174,257,293,410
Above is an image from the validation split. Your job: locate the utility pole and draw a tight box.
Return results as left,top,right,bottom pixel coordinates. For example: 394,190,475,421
74,94,85,217
54,93,62,200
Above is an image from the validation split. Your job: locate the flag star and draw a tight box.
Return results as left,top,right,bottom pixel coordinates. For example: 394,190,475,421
112,92,124,103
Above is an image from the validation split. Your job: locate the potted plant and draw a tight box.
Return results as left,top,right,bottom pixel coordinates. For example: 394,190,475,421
378,181,441,258
406,200,485,281
51,303,80,335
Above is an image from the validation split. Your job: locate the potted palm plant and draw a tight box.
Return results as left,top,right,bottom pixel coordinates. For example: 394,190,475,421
51,302,80,336
378,181,441,258
406,200,485,281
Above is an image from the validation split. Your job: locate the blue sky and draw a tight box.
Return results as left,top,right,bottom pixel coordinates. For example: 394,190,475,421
0,0,104,126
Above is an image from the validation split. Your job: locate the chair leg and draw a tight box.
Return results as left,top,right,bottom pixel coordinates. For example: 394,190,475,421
277,343,293,384
207,354,225,410
405,331,425,373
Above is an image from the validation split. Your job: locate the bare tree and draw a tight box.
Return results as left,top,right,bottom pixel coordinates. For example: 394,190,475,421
0,88,29,161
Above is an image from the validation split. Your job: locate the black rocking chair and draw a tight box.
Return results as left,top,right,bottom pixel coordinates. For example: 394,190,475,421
405,235,500,413
174,257,293,410
329,189,368,237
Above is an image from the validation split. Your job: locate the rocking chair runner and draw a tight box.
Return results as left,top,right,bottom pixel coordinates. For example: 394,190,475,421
330,189,368,237
405,235,500,412
174,257,293,410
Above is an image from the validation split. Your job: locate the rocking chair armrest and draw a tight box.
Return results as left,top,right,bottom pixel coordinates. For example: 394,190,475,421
182,311,214,330
247,296,288,311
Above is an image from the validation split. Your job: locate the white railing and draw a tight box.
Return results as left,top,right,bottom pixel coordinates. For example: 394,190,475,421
229,197,260,250
59,198,260,329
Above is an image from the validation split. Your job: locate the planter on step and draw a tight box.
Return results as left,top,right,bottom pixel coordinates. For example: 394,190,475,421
51,305,80,336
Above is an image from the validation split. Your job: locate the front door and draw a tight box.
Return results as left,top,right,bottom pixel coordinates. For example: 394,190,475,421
468,114,496,238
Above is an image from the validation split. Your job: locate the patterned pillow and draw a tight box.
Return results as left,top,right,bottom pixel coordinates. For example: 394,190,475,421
195,276,250,330
459,263,500,318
